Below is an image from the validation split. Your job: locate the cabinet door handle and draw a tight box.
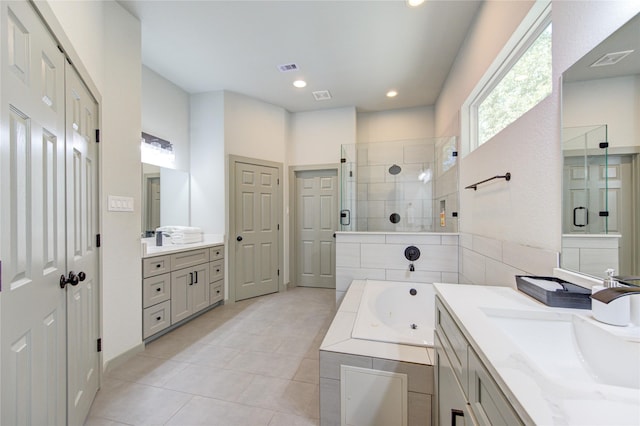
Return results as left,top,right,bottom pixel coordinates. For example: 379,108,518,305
194,271,198,284
451,409,464,426
156,316,162,321
156,287,161,292
189,272,193,285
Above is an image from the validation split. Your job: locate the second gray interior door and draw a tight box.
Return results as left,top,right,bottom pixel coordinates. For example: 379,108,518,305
295,169,337,288
234,161,279,301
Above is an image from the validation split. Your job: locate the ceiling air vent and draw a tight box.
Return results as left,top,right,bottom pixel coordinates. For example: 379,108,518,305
590,50,634,67
312,90,332,101
278,63,299,72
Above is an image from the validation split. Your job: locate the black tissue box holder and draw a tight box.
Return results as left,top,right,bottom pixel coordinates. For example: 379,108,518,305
515,275,591,309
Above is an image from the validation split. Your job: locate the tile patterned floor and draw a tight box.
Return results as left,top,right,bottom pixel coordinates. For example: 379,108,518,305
85,287,337,426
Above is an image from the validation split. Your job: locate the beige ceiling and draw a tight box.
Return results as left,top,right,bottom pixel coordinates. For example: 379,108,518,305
118,0,482,113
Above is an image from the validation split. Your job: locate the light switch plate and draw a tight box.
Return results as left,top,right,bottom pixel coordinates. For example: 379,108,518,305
108,195,134,212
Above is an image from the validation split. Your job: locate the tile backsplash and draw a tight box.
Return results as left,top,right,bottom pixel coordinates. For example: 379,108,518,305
335,232,559,302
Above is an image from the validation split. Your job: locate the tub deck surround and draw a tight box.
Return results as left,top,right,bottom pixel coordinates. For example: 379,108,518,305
142,234,224,257
434,283,640,425
320,279,435,426
320,280,433,364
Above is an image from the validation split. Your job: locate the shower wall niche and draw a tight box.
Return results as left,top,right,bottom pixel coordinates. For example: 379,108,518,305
340,137,458,232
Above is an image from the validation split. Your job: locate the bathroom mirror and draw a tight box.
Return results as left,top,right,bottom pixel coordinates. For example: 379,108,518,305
561,12,640,281
141,163,190,235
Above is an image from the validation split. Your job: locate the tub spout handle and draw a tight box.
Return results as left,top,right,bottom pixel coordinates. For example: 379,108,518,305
409,263,415,272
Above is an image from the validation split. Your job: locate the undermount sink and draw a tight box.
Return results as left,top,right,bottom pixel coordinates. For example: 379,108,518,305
481,308,640,390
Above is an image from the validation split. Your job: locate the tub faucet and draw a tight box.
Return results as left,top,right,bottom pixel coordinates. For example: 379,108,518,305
409,263,415,272
591,286,640,304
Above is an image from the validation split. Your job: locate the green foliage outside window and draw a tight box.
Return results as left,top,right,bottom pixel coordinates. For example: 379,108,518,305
478,24,552,145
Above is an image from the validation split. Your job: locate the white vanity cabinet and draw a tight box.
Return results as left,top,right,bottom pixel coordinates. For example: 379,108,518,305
142,243,225,340
435,297,522,426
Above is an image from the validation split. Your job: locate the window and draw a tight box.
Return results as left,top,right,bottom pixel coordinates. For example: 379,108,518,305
464,2,552,153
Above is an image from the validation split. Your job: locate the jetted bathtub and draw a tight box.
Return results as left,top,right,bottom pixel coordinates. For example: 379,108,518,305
351,280,435,347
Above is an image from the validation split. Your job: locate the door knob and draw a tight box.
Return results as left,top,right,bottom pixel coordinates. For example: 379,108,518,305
59,271,81,289
236,236,243,242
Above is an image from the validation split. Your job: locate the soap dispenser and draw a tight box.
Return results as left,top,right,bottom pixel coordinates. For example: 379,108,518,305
591,269,630,326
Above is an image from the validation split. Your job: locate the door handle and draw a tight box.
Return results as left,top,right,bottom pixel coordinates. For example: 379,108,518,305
189,272,194,285
59,271,81,289
573,206,588,227
236,236,243,242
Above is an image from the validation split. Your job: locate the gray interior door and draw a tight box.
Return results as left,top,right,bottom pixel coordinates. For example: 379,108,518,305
1,1,67,423
295,169,337,288
234,161,279,301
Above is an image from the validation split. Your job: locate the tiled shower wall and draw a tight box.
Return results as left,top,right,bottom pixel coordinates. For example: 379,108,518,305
335,231,560,302
340,138,458,233
335,232,459,302
458,233,559,288
355,140,435,232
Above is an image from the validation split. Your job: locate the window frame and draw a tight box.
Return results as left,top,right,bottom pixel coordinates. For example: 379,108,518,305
462,1,552,157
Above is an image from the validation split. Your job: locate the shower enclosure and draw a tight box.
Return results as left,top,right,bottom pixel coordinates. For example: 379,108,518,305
340,137,458,232
562,125,637,277
562,125,613,234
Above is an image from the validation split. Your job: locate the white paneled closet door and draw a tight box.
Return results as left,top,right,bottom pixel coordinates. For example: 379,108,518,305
65,62,100,426
1,2,101,425
1,1,68,424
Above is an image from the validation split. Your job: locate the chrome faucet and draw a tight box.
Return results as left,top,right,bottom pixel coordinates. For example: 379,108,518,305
591,286,640,304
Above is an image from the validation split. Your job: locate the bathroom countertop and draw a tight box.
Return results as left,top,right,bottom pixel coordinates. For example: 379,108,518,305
142,234,224,258
434,283,640,425
320,280,433,365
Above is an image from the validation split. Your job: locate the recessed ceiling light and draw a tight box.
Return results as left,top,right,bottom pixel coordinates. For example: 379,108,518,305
406,0,425,7
293,80,307,88
386,90,398,98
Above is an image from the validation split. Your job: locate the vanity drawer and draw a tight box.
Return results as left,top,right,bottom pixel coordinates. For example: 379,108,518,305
209,260,224,283
210,245,224,261
210,281,224,304
142,273,171,308
143,300,171,339
170,248,209,270
143,255,171,278
468,347,523,425
436,297,468,396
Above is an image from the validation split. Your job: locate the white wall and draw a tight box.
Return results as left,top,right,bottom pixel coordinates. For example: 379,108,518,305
142,66,191,171
45,0,104,92
563,76,639,150
434,0,640,284
224,91,288,162
100,2,143,364
190,91,225,234
46,0,143,366
357,106,434,143
288,107,356,165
